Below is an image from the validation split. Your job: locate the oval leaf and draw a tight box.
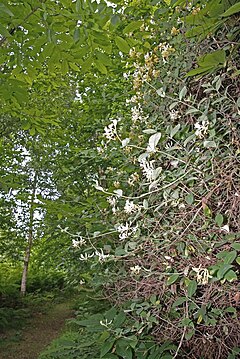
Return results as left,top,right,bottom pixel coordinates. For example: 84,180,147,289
115,36,130,53
187,280,197,297
167,273,179,285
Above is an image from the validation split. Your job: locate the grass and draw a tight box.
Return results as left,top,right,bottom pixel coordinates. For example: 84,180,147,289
0,293,75,359
0,289,109,359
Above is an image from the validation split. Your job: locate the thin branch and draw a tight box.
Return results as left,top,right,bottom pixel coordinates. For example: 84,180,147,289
0,0,47,48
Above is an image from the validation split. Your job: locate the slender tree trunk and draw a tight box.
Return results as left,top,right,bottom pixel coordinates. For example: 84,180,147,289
20,172,38,296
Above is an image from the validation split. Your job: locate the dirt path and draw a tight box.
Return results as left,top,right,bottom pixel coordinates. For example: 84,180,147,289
0,301,74,359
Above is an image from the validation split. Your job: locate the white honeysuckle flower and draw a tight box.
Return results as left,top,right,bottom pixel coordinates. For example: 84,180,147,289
72,237,86,248
100,319,112,328
107,196,116,207
130,265,141,274
169,110,179,120
103,119,118,140
79,249,109,263
156,88,166,97
124,200,137,214
221,224,230,233
79,252,95,261
194,120,209,138
94,180,104,192
192,266,212,285
95,249,110,262
116,222,138,240
72,239,79,248
139,159,155,182
128,172,140,186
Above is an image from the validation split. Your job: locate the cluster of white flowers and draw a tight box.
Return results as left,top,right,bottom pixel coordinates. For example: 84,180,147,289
107,196,118,214
100,319,112,328
124,200,138,214
130,265,141,275
128,172,139,186
79,249,109,263
157,87,166,98
116,222,138,240
194,120,209,138
104,119,118,140
131,104,147,123
169,109,179,120
72,237,86,248
139,159,155,182
158,43,175,63
192,266,212,285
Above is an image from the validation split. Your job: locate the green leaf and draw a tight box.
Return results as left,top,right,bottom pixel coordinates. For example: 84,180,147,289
99,330,110,343
198,50,226,67
186,66,214,77
0,3,14,16
203,205,212,217
100,339,115,358
29,127,36,136
179,86,187,100
185,193,194,205
116,344,133,359
215,213,224,227
224,270,237,282
123,21,143,34
216,250,237,264
113,311,126,328
115,36,130,53
61,60,69,75
185,328,195,340
81,56,93,72
231,243,240,251
0,24,10,37
111,14,120,26
187,280,197,297
73,28,80,42
105,307,117,321
96,52,112,66
167,273,179,285
203,140,217,148
142,129,157,134
217,264,232,279
172,296,187,308
148,132,161,152
94,60,108,74
69,62,80,71
22,122,31,131
170,124,181,138
221,2,240,17
128,336,138,349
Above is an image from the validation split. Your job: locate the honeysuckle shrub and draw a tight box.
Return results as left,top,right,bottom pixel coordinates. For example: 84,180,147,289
70,2,240,358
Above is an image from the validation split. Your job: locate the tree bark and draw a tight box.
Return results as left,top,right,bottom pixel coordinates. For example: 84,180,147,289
20,172,38,296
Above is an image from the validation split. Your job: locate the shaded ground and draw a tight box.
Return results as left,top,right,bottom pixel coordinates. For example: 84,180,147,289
0,301,74,359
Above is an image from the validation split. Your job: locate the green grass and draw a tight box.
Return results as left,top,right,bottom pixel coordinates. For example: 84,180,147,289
39,290,110,359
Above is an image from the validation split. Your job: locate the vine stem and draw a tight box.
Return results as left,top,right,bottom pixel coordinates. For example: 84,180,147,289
97,169,192,200
173,300,189,358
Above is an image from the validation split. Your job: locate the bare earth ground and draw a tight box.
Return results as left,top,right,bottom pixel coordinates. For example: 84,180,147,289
0,301,74,359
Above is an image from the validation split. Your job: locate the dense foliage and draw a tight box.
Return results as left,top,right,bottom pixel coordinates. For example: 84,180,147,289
0,0,240,358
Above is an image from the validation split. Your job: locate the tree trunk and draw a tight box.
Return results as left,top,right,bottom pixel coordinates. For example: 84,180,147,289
20,172,38,296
